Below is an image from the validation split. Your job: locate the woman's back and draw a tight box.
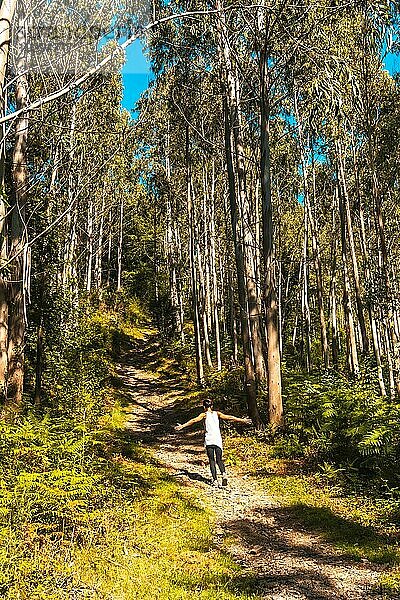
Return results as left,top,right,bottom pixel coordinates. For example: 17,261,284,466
205,410,223,449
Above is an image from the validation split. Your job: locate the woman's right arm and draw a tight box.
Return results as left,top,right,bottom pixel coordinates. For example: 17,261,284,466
175,413,205,431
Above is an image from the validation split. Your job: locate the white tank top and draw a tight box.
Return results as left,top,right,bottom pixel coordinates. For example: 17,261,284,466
204,411,223,449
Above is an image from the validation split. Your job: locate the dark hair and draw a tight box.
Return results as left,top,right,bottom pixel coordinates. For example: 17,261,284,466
203,398,213,409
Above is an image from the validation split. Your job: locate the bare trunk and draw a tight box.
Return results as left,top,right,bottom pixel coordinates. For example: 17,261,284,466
0,0,16,95
33,317,44,406
337,141,369,355
86,199,93,293
223,93,259,424
187,128,204,386
165,122,183,339
0,1,16,396
210,161,222,370
233,77,266,385
216,3,261,424
302,204,312,372
336,169,359,377
94,193,105,290
62,103,78,293
355,154,386,396
371,170,400,396
106,209,112,288
260,41,283,426
294,94,328,369
310,153,329,369
196,223,213,369
117,197,123,292
7,13,29,407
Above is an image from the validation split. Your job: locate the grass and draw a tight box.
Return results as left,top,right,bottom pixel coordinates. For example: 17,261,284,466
0,423,257,600
0,343,261,599
13,438,262,600
224,434,400,595
9,308,400,598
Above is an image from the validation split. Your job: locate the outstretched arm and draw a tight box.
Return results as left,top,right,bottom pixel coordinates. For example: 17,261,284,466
217,412,252,425
175,412,205,431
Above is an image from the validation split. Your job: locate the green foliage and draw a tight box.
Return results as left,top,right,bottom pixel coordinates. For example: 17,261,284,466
0,301,133,597
0,304,266,599
272,370,400,480
206,367,247,411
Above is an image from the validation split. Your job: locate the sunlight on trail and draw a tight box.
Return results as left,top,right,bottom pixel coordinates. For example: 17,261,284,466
113,333,389,600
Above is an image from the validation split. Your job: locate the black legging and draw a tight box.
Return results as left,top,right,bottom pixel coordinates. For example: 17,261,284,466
206,444,226,480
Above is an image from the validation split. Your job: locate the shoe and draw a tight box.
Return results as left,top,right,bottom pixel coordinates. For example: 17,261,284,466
210,479,219,488
222,475,228,487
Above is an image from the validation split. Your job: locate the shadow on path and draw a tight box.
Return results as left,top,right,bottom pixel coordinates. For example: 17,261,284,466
115,332,391,600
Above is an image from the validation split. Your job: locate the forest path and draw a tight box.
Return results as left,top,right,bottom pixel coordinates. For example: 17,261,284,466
116,332,385,600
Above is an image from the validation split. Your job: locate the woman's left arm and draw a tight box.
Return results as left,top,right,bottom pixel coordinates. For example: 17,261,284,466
217,412,252,425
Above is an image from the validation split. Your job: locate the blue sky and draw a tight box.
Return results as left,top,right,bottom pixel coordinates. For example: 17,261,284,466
122,40,152,115
121,39,400,117
384,51,400,74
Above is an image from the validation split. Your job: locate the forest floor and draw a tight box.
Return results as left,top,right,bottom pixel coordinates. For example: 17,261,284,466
114,329,397,600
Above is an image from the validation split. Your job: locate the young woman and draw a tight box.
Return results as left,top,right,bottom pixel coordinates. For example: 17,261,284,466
175,398,251,487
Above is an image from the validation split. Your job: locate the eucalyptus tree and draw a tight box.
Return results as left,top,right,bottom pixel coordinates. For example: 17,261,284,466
0,0,140,409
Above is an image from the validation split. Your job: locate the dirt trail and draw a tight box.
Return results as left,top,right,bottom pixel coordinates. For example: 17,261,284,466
116,334,386,600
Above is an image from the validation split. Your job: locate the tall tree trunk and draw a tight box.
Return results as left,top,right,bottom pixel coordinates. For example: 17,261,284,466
353,143,386,396
0,0,16,98
337,140,369,356
223,94,260,424
260,38,283,427
7,11,29,407
336,169,359,377
62,102,78,295
329,232,339,371
165,121,183,339
187,127,204,386
371,168,400,396
0,0,17,399
302,200,312,372
33,316,44,406
210,162,222,371
117,197,123,292
235,104,266,385
310,151,329,369
196,223,213,369
94,192,105,290
294,93,329,369
0,0,16,182
202,168,213,339
216,3,261,423
86,198,94,292
174,221,185,343
106,208,112,288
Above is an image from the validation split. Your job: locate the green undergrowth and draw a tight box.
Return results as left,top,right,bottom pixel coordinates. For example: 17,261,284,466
0,422,261,598
224,435,400,595
0,301,263,599
280,370,400,475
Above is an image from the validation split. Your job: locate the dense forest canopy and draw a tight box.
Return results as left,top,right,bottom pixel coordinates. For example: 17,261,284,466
0,0,399,462
134,0,400,431
2,0,400,597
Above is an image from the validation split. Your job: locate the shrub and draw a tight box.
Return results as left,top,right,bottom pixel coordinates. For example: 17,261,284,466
275,370,400,481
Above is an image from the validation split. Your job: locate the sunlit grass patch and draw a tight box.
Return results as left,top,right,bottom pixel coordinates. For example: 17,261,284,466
70,455,261,600
0,392,262,599
380,569,400,597
224,434,400,595
223,435,282,475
